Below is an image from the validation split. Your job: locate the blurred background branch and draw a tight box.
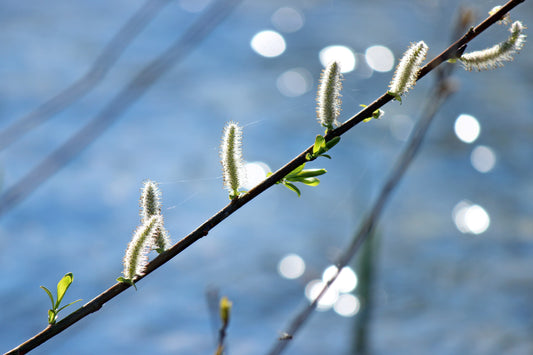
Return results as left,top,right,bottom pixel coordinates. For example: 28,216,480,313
0,0,171,152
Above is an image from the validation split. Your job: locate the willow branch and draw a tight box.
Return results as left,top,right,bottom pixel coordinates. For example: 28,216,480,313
5,0,526,353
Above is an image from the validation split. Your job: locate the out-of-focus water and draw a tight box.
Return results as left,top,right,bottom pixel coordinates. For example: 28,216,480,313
1,0,532,354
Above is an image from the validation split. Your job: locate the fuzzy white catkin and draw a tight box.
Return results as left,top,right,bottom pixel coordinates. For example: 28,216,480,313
220,121,246,196
140,180,161,224
316,61,343,129
123,215,161,280
460,21,526,71
389,41,428,97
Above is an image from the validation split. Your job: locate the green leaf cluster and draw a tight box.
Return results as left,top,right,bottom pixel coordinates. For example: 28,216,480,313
306,135,340,160
269,162,326,197
40,273,82,325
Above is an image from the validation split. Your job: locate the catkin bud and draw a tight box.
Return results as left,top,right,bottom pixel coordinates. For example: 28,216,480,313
122,215,161,280
316,61,343,129
389,41,428,100
140,180,161,224
139,179,171,253
220,121,246,199
459,21,526,71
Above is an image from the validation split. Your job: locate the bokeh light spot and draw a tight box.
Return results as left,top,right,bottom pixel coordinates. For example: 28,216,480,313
365,45,395,72
322,265,358,293
271,7,304,33
276,68,312,97
243,161,270,190
251,30,286,58
453,201,490,235
334,294,360,317
454,114,480,143
305,279,338,311
389,114,414,141
278,253,306,279
319,45,356,73
471,145,496,173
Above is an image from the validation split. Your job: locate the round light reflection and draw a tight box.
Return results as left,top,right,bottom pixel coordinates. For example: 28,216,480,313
365,45,395,72
322,265,358,293
305,279,339,311
251,30,286,58
389,114,414,141
319,45,356,73
271,7,304,33
471,145,496,173
452,201,490,235
334,294,360,317
243,161,270,190
276,68,312,97
278,253,305,279
454,114,480,143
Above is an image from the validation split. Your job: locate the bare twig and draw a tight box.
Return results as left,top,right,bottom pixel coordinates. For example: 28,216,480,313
266,8,475,355
4,0,526,353
268,70,456,355
0,0,171,152
0,0,244,218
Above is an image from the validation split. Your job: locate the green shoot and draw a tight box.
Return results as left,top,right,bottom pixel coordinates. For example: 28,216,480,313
268,163,327,197
360,104,385,122
40,273,82,325
306,135,340,160
116,276,138,290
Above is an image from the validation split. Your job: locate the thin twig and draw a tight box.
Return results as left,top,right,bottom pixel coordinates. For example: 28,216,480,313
268,71,456,355
4,0,526,353
0,0,171,152
266,8,475,355
0,0,244,218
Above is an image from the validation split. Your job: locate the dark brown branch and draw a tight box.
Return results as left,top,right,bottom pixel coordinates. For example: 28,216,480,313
5,0,526,353
0,0,171,152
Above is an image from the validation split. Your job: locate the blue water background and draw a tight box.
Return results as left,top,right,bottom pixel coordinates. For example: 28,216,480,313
1,0,532,354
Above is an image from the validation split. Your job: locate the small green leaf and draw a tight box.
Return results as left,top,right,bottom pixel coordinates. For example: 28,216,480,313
447,58,458,63
305,153,313,161
290,169,326,178
387,91,402,103
48,309,57,325
283,182,301,197
372,109,384,120
117,276,137,291
294,177,320,186
363,117,372,123
286,163,306,178
320,154,332,159
313,135,326,154
40,286,55,309
325,136,340,149
56,273,74,307
57,299,82,313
